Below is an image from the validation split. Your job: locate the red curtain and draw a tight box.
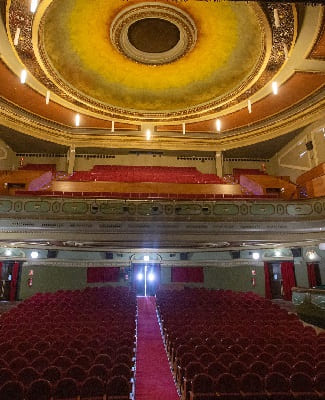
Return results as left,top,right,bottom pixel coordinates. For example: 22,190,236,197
281,262,296,301
307,263,320,288
10,262,20,301
264,262,272,299
87,267,119,283
171,267,204,283
0,262,3,280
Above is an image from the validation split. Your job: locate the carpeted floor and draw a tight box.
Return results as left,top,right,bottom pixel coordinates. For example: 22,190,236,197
136,296,180,400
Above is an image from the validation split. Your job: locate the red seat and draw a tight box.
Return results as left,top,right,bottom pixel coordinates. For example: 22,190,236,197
265,372,292,400
0,380,25,400
290,372,319,400
240,372,265,400
26,378,52,400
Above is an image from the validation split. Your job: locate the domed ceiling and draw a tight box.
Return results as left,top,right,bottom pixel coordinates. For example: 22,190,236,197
0,1,324,152
41,1,265,113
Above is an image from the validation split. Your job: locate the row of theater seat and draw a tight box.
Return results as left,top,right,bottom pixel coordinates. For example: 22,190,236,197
69,165,224,184
185,371,324,400
15,190,279,200
0,375,130,400
156,288,325,400
0,287,136,400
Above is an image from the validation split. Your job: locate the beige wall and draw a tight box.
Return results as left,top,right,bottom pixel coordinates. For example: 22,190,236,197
9,153,216,174
0,139,17,170
74,153,216,174
15,155,67,171
272,119,325,183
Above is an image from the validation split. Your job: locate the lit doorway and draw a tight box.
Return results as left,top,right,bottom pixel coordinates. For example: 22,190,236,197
133,263,160,296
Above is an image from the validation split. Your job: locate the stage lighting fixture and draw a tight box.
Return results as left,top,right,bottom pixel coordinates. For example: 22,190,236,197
137,272,144,281
148,272,155,282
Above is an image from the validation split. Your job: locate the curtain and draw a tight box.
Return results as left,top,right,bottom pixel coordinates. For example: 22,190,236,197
281,262,296,301
264,262,272,299
0,262,2,280
87,267,120,283
10,262,20,301
171,267,204,283
307,263,321,288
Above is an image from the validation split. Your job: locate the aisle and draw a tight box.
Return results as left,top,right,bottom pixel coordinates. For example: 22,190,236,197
136,296,180,400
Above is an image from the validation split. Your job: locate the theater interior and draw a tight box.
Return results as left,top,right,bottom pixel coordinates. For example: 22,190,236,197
0,0,324,399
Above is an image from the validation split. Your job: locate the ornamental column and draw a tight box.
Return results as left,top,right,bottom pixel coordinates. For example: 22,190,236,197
215,151,223,177
67,145,76,175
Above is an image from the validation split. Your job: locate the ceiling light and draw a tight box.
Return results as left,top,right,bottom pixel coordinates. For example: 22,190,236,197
148,272,155,282
273,9,280,28
146,129,151,141
14,28,20,46
111,121,115,132
248,100,252,114
20,69,27,84
275,250,281,257
5,249,12,256
30,0,38,13
31,251,39,259
75,114,80,127
182,123,186,135
45,90,51,105
272,81,278,95
144,255,149,262
306,249,317,260
216,119,221,132
252,252,260,260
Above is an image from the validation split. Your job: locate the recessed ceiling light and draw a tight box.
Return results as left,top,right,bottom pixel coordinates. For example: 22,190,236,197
30,0,38,13
46,90,51,105
216,119,221,132
31,251,39,259
20,69,27,84
272,81,278,95
248,100,252,114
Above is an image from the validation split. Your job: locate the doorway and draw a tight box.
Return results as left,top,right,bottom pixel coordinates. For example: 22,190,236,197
0,261,21,301
268,263,282,299
133,263,160,296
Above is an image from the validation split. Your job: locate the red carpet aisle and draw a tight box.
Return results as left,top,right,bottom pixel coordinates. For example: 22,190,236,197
136,296,180,400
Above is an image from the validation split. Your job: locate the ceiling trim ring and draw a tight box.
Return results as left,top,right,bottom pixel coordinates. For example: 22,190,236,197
110,2,197,65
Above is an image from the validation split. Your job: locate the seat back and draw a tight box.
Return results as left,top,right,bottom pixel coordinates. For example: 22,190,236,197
192,373,216,394
80,376,105,399
106,375,130,397
54,377,79,399
26,378,52,400
0,380,25,400
290,372,314,392
265,372,290,393
240,372,264,393
216,373,239,393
